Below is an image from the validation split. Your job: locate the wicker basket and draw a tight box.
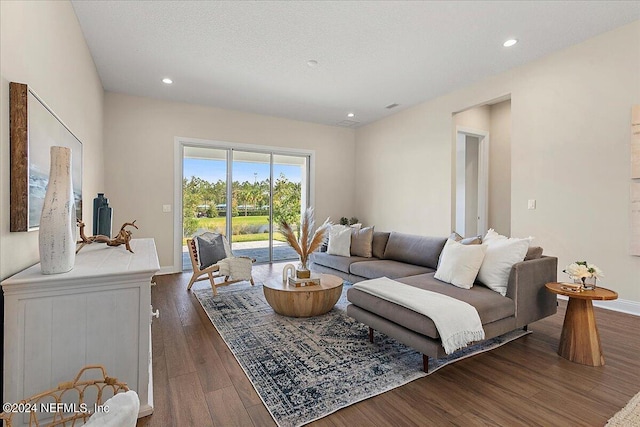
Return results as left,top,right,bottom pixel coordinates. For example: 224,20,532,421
0,365,129,427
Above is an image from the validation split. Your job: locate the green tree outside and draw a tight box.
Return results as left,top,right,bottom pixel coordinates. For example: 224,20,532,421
273,173,302,234
182,173,301,238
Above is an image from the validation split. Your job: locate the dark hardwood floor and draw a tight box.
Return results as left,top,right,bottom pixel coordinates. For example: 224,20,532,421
137,263,639,427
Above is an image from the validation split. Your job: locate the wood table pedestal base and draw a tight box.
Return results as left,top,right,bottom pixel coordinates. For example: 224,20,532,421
559,298,604,366
263,274,344,318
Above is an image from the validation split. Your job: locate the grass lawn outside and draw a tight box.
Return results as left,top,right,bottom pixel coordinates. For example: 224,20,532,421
197,215,268,228
232,232,287,243
183,215,288,244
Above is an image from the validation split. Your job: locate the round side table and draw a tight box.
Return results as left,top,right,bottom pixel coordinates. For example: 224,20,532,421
545,282,618,367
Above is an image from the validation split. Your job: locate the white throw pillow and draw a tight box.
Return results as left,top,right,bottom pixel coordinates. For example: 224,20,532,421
477,238,530,296
327,225,351,257
483,229,534,246
434,239,487,289
483,228,507,244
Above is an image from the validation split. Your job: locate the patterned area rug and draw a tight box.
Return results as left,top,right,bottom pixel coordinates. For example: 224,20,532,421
193,281,530,427
606,391,640,426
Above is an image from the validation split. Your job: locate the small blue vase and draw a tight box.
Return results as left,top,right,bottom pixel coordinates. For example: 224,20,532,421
97,202,113,237
93,193,107,235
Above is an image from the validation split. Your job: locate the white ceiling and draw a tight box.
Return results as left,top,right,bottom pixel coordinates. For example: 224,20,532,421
71,1,640,127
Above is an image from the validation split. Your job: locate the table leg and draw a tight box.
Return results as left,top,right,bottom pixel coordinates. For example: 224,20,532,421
558,297,605,366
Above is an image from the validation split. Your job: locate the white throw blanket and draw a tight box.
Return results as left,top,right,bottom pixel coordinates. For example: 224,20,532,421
353,277,485,354
217,257,252,281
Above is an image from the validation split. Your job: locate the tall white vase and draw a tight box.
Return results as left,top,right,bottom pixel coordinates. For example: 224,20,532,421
39,146,76,274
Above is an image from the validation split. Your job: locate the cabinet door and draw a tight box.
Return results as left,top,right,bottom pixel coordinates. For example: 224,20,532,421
19,286,141,400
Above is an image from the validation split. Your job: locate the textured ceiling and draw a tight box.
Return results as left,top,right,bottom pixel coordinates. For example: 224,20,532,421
71,1,640,127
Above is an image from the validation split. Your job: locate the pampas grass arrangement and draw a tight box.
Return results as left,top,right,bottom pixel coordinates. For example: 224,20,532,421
279,207,330,271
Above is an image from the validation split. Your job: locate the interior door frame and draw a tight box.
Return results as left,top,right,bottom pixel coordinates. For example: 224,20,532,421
173,137,315,273
455,126,490,237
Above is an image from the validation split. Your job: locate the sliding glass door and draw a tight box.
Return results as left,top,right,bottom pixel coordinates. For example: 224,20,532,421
272,154,308,262
231,151,271,262
182,147,228,270
182,144,308,269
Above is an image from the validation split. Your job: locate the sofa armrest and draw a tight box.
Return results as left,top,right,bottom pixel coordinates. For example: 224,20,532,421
506,256,558,328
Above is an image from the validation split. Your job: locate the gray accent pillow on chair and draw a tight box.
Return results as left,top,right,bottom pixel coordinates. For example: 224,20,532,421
195,233,228,269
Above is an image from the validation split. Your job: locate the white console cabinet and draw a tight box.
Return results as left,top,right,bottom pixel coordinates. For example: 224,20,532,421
2,238,159,420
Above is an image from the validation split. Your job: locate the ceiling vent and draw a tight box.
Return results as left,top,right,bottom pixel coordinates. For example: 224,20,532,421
336,119,360,127
385,103,400,109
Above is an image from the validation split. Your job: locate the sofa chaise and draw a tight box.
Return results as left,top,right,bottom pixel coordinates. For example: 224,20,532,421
310,231,558,370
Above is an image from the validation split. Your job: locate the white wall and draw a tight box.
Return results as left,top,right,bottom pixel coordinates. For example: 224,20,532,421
455,105,492,131
104,92,356,268
489,100,512,235
355,21,640,303
0,1,104,280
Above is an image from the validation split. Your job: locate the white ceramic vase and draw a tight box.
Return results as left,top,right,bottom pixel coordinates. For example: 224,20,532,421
39,146,76,274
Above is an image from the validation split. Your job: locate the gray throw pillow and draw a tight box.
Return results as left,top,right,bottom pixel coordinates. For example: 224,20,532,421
195,233,228,269
450,231,482,245
351,226,374,257
371,231,390,259
524,246,543,260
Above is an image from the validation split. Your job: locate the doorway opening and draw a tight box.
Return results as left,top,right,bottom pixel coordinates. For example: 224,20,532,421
455,128,489,237
452,97,511,238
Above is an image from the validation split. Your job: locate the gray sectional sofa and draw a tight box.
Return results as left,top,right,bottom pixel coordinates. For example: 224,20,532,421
310,231,558,371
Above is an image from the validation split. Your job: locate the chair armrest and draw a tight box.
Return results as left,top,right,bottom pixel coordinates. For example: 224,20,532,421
199,264,221,274
232,256,256,263
506,256,558,328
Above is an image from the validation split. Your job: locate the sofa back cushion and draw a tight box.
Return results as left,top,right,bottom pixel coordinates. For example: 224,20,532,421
371,231,390,259
383,232,447,269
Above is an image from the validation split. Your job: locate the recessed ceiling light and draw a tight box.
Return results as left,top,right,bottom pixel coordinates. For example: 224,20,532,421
347,112,355,118
307,59,318,67
162,77,173,84
503,39,518,47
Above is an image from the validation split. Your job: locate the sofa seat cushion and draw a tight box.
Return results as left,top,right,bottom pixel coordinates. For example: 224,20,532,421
312,252,374,274
347,273,514,339
349,260,433,279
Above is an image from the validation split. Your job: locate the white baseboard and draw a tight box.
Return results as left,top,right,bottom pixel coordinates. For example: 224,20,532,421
557,295,640,317
593,298,640,316
156,266,179,275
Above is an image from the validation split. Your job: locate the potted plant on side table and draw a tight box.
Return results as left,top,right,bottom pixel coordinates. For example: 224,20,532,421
563,260,604,290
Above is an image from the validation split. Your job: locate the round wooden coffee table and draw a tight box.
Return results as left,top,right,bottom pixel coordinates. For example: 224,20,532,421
263,273,343,317
545,282,618,366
